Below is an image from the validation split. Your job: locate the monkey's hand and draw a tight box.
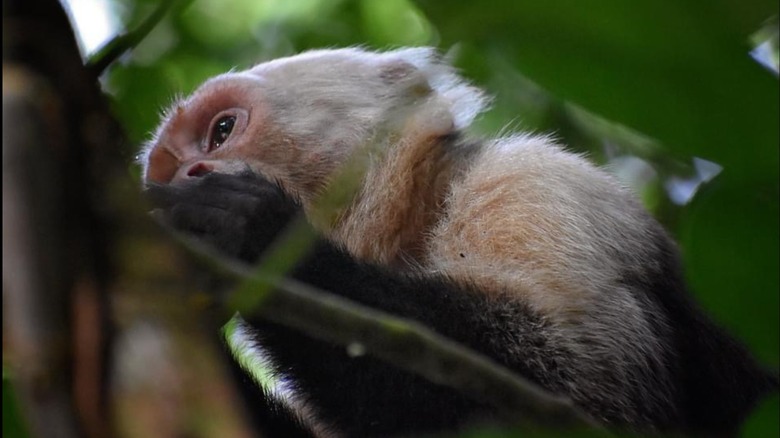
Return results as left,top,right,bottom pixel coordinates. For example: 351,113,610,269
144,172,300,263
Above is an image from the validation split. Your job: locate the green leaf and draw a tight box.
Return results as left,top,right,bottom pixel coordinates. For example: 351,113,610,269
417,0,779,184
680,176,780,365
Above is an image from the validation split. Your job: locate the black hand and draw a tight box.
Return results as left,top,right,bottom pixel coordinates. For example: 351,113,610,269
144,172,300,263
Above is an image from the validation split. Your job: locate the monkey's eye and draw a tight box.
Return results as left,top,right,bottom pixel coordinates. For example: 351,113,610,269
208,115,236,151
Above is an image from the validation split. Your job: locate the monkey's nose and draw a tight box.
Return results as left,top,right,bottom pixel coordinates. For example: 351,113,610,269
186,162,214,178
169,161,214,184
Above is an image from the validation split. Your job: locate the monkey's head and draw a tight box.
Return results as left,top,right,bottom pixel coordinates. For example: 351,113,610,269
141,47,487,207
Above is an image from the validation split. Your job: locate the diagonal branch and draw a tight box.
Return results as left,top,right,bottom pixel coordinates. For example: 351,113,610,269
170,229,602,432
86,0,190,76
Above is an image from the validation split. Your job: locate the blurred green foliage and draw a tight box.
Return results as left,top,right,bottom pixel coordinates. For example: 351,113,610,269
3,372,30,438
97,0,778,436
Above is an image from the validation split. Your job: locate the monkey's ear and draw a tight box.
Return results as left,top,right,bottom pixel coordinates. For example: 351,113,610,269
379,60,434,101
382,47,490,130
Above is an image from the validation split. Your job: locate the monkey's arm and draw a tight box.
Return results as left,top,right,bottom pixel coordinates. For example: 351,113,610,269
145,172,299,262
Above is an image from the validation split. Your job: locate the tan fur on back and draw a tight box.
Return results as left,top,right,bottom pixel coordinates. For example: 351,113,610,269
333,131,658,318
329,127,666,401
429,136,658,314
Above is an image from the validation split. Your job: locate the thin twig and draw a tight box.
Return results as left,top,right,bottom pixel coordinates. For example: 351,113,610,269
86,0,187,76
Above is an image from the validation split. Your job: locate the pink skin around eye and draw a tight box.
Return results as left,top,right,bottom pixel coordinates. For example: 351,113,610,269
149,108,250,185
169,111,252,184
146,74,271,185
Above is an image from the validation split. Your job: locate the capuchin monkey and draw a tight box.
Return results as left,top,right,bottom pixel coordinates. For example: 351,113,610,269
141,47,777,437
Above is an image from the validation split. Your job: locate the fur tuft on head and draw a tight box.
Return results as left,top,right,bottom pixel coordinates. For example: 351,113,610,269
385,47,490,130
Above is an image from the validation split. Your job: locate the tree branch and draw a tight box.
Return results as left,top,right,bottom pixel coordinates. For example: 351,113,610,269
86,0,188,76
4,1,121,437
169,229,601,431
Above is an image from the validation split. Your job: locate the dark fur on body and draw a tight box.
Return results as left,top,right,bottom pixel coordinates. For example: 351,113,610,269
146,171,777,438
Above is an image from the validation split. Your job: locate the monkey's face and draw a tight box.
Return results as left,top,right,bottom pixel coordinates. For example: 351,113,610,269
144,75,251,185
142,72,347,204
